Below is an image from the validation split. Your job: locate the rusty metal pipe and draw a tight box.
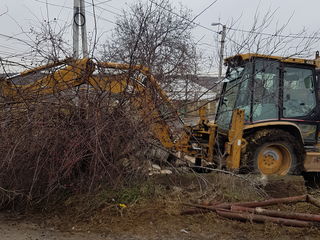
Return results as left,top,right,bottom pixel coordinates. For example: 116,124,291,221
216,209,316,228
231,205,320,222
307,195,320,208
180,208,211,215
182,203,225,211
215,195,307,209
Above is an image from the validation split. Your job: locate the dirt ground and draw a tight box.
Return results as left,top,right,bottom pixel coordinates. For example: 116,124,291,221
2,173,320,240
0,216,104,240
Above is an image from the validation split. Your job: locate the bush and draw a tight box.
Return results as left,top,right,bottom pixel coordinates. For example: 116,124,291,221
0,89,153,209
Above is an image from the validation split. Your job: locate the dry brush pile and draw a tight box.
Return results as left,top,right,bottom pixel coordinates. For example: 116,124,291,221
0,68,168,210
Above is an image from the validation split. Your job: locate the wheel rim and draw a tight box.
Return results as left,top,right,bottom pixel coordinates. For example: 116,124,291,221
257,144,292,175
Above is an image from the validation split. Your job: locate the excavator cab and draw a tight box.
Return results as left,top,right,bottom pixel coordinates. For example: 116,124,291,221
213,53,320,175
216,54,317,132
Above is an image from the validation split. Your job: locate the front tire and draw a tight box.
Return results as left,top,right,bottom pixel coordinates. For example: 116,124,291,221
243,129,304,175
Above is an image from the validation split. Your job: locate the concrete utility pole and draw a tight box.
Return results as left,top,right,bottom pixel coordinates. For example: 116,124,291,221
211,23,227,82
73,0,88,58
73,0,80,58
80,0,88,58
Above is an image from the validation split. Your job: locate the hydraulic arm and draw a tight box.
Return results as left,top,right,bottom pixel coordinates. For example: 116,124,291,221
0,58,191,151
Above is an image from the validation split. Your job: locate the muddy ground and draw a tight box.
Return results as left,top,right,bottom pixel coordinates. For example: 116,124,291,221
1,173,320,240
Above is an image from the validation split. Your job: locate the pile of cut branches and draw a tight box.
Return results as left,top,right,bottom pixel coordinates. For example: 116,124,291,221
0,87,154,210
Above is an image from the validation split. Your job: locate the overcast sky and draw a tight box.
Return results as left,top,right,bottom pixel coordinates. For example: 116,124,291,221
1,0,320,73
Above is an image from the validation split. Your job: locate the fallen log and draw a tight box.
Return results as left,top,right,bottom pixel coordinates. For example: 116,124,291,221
231,205,320,222
216,209,317,228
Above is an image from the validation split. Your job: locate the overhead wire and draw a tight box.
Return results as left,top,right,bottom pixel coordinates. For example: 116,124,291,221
149,0,220,35
149,0,320,41
0,0,118,67
102,2,122,12
33,0,117,24
227,26,320,40
94,0,112,6
5,0,319,71
190,0,218,23
36,0,297,43
0,44,25,52
12,0,320,50
85,0,121,16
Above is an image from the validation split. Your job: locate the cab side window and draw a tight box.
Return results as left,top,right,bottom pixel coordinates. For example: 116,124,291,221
283,67,316,118
252,60,279,121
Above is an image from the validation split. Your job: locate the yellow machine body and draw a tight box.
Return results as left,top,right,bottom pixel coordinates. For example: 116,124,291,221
5,52,320,175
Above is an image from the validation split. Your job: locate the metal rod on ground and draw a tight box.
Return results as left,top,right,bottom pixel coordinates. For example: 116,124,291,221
215,195,307,209
182,195,307,212
216,209,317,228
307,195,320,208
182,202,226,211
231,205,320,222
181,208,211,215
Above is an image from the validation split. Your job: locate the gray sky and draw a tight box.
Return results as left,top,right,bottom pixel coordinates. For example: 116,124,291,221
1,0,320,73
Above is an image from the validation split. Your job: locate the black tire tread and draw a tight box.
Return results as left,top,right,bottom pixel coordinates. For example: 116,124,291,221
242,129,304,175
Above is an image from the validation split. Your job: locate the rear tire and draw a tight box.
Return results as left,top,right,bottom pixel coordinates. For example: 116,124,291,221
243,129,304,175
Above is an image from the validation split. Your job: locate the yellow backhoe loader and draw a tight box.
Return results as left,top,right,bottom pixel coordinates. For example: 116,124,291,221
197,51,320,176
2,52,320,176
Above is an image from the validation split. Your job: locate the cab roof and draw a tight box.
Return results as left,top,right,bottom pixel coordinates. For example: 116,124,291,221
224,53,320,67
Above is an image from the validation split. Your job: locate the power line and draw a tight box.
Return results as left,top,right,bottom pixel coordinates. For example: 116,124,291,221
88,0,122,12
197,42,216,49
102,3,122,13
0,33,33,46
181,0,219,36
94,0,112,6
33,0,72,10
0,44,25,52
191,0,218,22
33,0,117,24
85,0,121,16
0,50,34,59
148,0,220,34
149,0,320,41
87,11,117,25
227,27,320,40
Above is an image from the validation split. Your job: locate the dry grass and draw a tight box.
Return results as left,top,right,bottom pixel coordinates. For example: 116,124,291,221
32,173,320,240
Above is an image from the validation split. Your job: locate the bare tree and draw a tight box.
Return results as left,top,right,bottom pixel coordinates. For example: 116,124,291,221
101,0,199,83
224,8,320,58
28,19,71,64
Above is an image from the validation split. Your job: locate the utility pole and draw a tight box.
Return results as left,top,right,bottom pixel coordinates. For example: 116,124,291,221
211,23,226,82
211,23,226,170
218,25,226,82
73,0,80,58
80,0,88,58
73,0,88,58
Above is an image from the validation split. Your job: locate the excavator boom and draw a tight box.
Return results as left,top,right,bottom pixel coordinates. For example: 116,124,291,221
1,58,93,100
1,58,190,150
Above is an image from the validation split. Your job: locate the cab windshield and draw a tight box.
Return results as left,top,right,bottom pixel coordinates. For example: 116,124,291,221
216,58,281,130
215,62,250,130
